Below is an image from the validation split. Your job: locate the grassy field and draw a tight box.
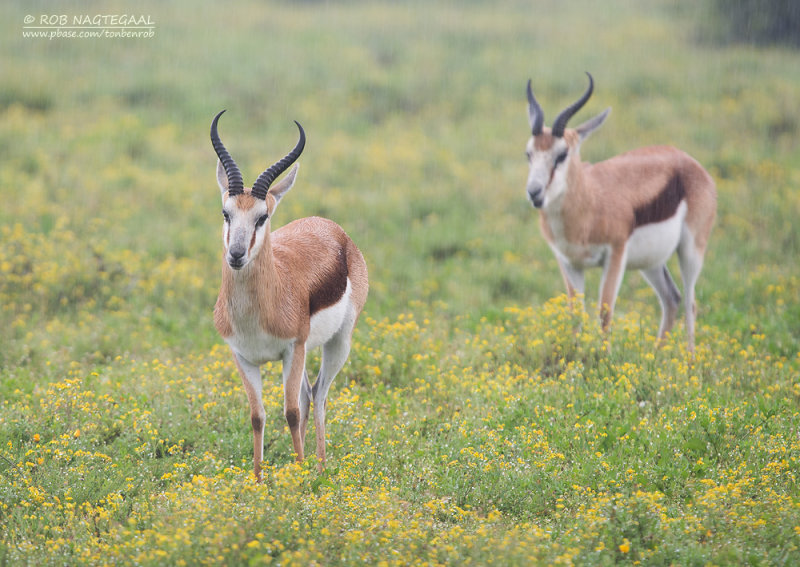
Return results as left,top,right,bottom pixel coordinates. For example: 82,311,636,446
2,0,799,564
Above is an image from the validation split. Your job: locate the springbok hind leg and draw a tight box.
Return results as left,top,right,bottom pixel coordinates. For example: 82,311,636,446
678,243,705,356
641,265,681,345
299,369,313,445
312,315,356,472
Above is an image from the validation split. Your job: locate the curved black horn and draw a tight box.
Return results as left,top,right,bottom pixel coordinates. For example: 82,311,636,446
551,72,594,138
210,110,244,195
251,121,306,201
527,79,544,136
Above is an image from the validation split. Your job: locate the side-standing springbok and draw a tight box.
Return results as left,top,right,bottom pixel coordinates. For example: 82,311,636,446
210,110,368,479
524,73,716,354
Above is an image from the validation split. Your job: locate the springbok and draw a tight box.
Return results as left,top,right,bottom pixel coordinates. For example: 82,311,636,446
210,110,368,479
524,73,716,353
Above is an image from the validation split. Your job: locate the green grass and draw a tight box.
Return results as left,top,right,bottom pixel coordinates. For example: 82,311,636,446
2,0,800,564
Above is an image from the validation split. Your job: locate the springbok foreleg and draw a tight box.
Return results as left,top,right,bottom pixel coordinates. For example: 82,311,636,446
598,245,628,332
553,257,586,334
234,353,266,482
282,342,307,462
556,255,585,300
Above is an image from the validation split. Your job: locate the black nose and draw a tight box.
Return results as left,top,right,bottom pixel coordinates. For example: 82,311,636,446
527,188,544,208
228,247,246,269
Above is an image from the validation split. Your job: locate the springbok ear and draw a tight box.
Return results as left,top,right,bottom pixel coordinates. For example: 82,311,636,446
268,163,299,209
216,159,229,197
575,108,611,141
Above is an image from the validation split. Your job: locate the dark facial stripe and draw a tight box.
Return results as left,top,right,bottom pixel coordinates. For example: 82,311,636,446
634,174,686,228
309,247,349,316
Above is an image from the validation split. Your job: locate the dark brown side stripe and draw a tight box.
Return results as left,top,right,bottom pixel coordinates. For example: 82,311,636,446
633,173,686,228
309,247,349,316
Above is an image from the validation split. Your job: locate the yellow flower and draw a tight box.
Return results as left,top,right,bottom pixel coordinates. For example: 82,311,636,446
33,434,40,443
619,540,631,553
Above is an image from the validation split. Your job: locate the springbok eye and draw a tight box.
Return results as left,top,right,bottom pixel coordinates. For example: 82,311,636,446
222,210,231,223
255,214,268,228
554,151,568,168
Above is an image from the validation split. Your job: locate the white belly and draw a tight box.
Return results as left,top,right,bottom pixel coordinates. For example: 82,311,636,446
225,326,293,367
554,242,609,270
626,201,686,269
547,211,609,270
225,279,353,366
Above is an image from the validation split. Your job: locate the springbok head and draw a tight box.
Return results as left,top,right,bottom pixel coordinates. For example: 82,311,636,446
211,110,305,270
525,72,610,209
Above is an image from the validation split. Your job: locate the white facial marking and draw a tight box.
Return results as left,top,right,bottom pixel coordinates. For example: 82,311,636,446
526,137,571,209
223,194,270,270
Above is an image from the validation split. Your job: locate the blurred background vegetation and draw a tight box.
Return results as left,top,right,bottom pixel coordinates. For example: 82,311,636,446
1,0,798,372
704,0,800,46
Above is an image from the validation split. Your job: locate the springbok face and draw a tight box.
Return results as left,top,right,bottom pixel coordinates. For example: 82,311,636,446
525,73,610,209
211,110,304,270
219,184,272,271
525,131,573,209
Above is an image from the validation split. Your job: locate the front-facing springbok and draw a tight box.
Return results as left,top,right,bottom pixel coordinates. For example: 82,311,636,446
210,111,368,479
524,73,716,353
